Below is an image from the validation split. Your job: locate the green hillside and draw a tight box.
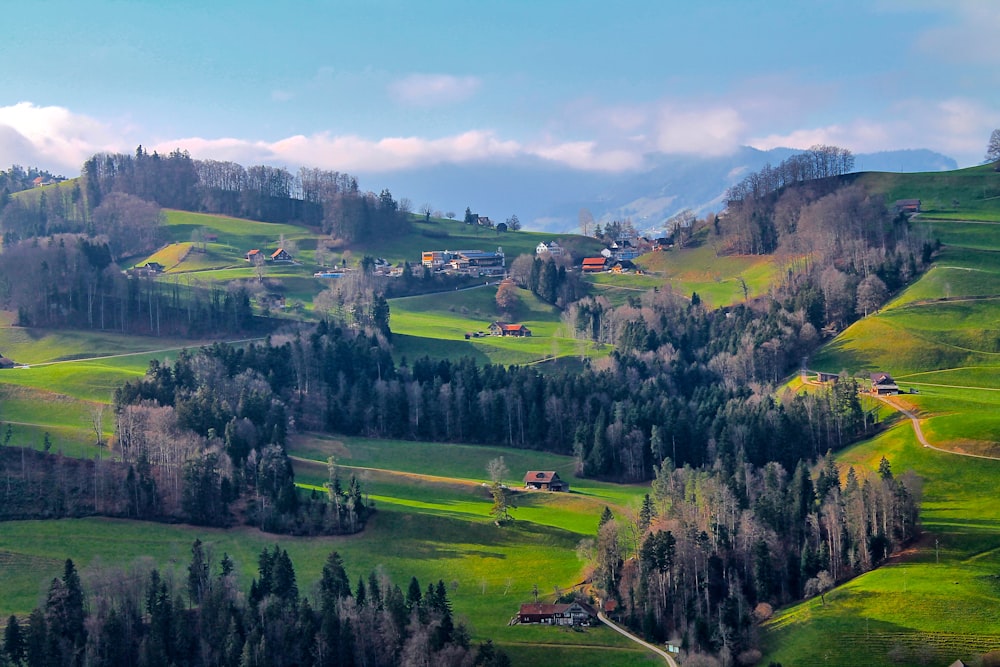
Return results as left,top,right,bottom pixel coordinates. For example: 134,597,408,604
762,170,1000,665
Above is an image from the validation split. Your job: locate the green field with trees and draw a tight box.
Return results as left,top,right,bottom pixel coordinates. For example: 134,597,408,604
2,145,1000,665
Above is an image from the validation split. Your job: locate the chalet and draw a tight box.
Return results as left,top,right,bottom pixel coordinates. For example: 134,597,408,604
870,372,900,395
141,261,164,273
523,471,569,492
517,601,596,626
536,241,564,257
246,249,262,262
489,321,532,337
581,257,607,272
894,199,921,215
270,248,293,262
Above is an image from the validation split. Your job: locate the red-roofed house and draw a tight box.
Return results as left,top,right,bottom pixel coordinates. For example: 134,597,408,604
523,471,569,492
489,321,532,337
270,248,293,262
582,257,606,272
246,249,262,262
517,601,596,626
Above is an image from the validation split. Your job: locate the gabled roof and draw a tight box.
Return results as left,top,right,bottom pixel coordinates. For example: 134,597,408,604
271,248,289,259
247,249,261,257
582,257,606,266
524,471,560,483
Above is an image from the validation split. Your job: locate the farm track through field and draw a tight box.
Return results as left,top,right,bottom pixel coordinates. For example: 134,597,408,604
10,337,266,367
876,395,1000,461
597,612,677,666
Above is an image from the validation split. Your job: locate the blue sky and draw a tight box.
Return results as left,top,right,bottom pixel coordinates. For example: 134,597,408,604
1,0,998,177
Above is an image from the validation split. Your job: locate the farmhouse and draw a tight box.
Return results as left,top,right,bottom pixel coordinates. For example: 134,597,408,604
870,372,900,395
270,248,293,262
894,199,921,215
245,249,262,262
489,322,532,337
523,471,569,492
517,601,596,626
581,257,607,272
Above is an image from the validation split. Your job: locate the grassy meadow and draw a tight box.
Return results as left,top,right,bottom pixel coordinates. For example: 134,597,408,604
761,187,1000,664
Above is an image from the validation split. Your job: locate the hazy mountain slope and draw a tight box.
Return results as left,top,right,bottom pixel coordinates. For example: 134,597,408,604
360,147,957,234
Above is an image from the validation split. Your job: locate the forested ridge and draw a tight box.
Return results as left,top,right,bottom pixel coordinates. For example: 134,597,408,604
0,547,510,667
1,146,940,664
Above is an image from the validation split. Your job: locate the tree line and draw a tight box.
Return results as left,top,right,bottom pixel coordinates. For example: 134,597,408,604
0,424,369,536
113,297,874,487
0,234,262,336
0,546,510,667
586,455,919,662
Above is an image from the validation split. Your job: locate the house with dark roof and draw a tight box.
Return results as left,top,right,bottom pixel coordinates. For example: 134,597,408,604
894,199,921,215
517,601,596,626
870,372,900,395
270,248,293,262
523,471,569,492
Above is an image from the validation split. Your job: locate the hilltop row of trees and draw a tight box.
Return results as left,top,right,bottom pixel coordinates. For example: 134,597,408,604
587,455,919,661
0,548,509,667
1,148,410,248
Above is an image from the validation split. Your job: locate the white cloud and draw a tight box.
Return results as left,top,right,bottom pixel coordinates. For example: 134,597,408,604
913,1,1000,65
654,105,746,156
748,98,1000,166
388,73,481,107
0,102,127,173
528,141,644,171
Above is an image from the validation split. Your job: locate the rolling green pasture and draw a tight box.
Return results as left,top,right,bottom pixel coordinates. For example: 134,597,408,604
762,416,1000,666
637,241,784,306
853,164,1000,219
0,431,657,666
389,285,603,365
766,174,1000,664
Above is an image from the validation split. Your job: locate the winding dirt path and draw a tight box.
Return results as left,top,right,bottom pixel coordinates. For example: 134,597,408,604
875,395,1000,461
597,612,678,667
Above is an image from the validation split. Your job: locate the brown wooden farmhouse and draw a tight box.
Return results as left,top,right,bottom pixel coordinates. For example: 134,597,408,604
523,471,569,492
517,601,597,626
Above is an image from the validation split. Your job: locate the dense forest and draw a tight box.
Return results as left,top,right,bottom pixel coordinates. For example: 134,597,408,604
589,455,919,661
0,547,510,667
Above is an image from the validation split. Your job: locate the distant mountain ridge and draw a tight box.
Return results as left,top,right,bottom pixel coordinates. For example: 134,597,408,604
359,146,957,234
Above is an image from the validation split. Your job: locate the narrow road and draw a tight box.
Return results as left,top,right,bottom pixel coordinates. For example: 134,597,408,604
597,612,677,667
875,395,1000,461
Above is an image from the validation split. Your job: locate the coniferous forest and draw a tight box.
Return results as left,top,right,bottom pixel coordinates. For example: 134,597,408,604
0,547,510,667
